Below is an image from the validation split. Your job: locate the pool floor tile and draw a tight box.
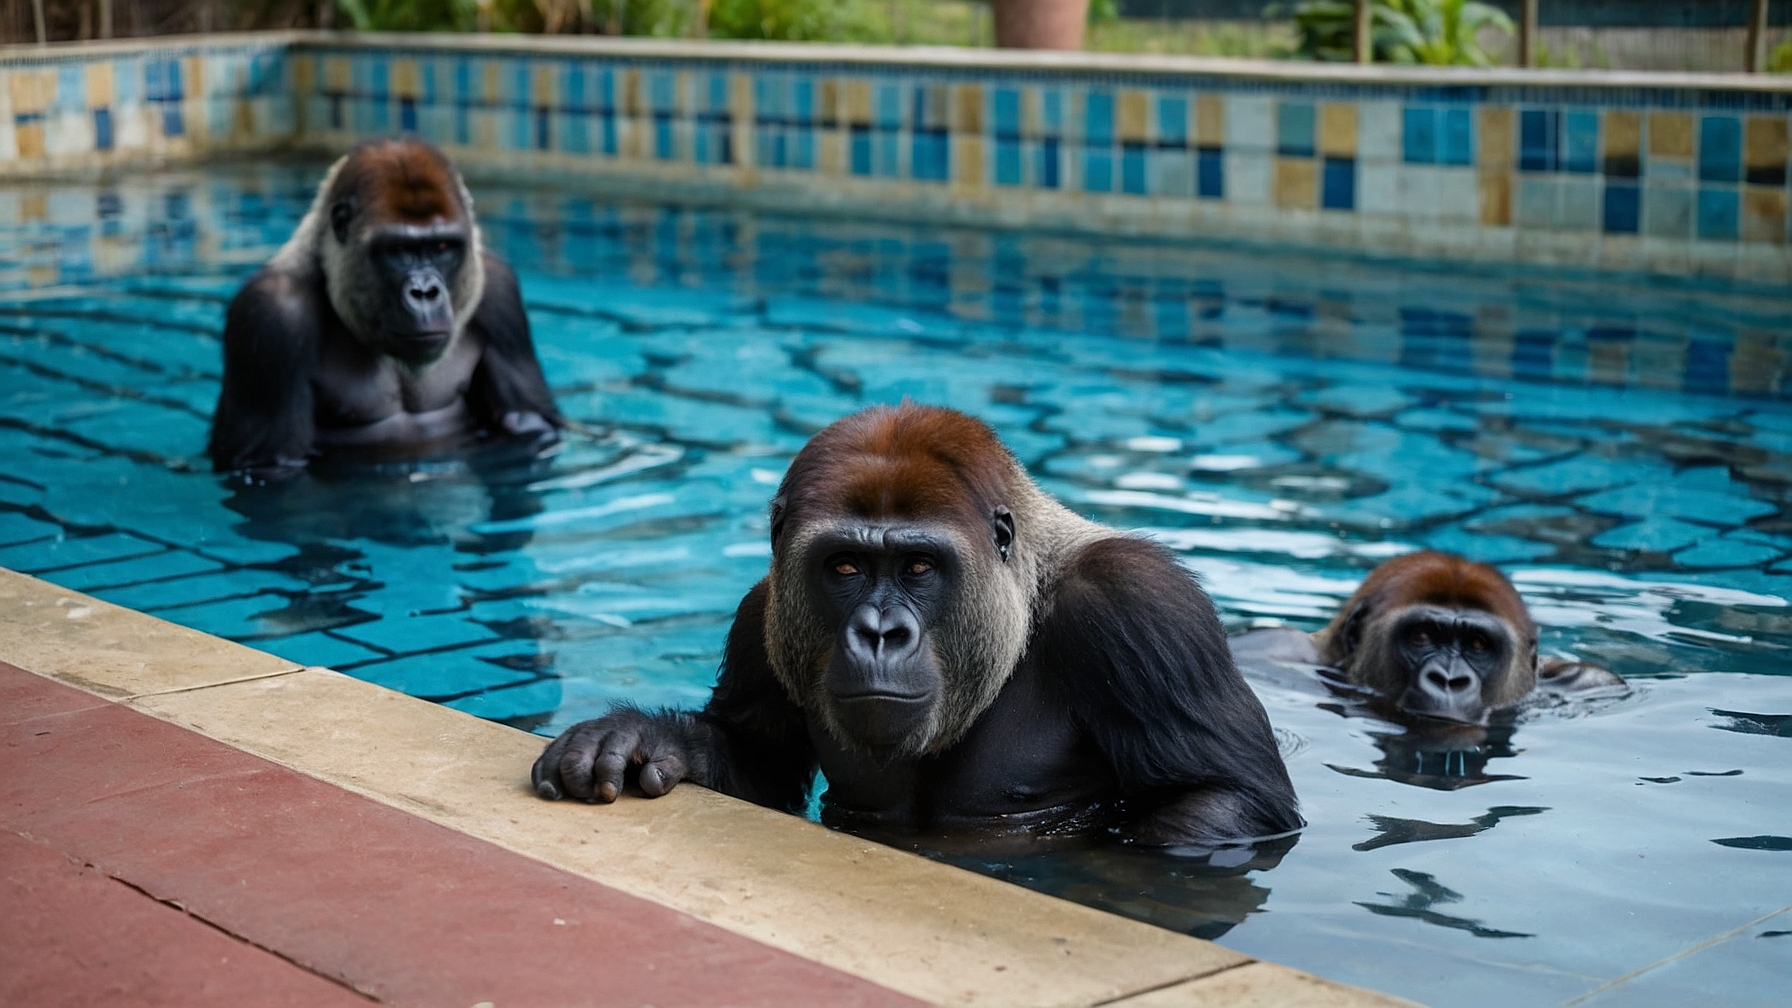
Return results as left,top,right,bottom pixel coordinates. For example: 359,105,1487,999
0,662,922,1008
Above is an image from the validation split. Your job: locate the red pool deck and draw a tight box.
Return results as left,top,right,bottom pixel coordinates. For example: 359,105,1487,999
0,567,1413,1008
1,661,917,1007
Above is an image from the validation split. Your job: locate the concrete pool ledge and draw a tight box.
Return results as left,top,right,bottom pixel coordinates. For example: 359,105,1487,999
0,567,1413,1007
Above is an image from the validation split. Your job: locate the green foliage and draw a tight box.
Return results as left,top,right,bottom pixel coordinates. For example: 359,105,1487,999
1771,40,1792,74
335,0,479,32
1275,0,1514,66
707,0,850,41
1088,0,1119,26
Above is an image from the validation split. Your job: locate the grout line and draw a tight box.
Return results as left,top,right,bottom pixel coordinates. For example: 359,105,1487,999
1558,904,1792,1007
119,664,311,702
105,872,384,1003
1089,957,1256,1006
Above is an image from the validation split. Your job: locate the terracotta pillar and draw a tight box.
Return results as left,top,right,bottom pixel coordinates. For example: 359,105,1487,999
992,0,1090,51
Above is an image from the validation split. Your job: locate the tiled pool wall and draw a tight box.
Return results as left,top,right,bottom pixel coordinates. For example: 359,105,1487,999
2,33,1792,284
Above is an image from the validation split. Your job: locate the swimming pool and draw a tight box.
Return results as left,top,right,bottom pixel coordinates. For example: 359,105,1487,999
1,162,1788,1007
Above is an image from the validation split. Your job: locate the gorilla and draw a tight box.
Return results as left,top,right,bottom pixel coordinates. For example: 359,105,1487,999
208,138,561,479
1233,550,1625,726
534,404,1301,846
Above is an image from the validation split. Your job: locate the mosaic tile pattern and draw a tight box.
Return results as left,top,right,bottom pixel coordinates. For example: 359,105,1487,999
3,37,1791,280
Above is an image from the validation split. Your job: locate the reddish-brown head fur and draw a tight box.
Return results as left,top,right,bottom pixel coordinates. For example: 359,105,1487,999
774,403,1017,548
332,138,464,226
1322,551,1534,663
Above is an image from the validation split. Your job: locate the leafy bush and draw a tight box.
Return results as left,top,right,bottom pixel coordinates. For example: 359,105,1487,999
708,0,845,41
1276,0,1514,66
335,0,479,32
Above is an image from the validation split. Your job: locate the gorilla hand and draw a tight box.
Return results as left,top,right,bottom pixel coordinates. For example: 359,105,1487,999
531,707,711,803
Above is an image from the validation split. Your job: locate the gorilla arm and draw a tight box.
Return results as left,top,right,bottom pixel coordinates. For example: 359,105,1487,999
464,253,563,440
1035,538,1302,845
531,580,818,812
206,268,320,478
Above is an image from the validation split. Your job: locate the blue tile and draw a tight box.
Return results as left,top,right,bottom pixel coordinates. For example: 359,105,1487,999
163,106,183,138
1197,147,1223,198
1440,107,1473,165
1121,143,1146,194
1519,109,1557,171
1685,338,1731,395
1085,91,1114,145
1038,137,1061,188
1042,89,1063,131
1085,149,1113,192
1322,157,1355,210
454,58,472,102
1562,111,1599,173
1700,116,1742,183
850,125,872,175
1278,101,1315,157
708,72,728,112
794,78,814,121
794,125,815,170
1158,96,1187,146
93,108,112,150
654,113,673,159
993,88,1020,136
875,84,901,129
913,129,949,182
995,137,1022,185
1404,106,1437,164
1697,188,1740,240
400,97,417,133
1603,182,1640,233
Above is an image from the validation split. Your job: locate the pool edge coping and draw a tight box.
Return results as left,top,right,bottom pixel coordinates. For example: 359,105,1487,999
0,565,1420,1007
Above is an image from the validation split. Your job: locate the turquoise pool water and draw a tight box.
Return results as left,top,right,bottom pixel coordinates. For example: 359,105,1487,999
1,163,1788,1006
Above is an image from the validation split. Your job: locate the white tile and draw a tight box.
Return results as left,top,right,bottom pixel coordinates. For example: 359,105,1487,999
1224,149,1272,206
1357,160,1402,215
1223,93,1273,152
1560,175,1599,231
1516,175,1556,229
1435,165,1481,222
1356,100,1402,162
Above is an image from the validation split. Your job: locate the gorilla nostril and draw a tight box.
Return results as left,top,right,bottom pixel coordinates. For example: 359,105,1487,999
883,626,911,649
1425,670,1449,691
1448,675,1473,692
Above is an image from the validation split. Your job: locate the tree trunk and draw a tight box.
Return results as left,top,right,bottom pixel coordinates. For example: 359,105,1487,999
991,0,1089,51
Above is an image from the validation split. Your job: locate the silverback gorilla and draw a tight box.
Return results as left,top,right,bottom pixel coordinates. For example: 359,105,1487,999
1232,551,1624,726
534,404,1301,846
207,138,560,478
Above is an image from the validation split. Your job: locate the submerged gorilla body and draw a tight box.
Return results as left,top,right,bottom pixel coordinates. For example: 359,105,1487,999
208,138,561,479
1233,551,1624,727
536,405,1300,846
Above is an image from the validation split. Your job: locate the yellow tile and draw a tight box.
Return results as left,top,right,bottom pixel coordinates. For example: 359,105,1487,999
135,667,1251,1008
819,129,844,173
392,58,419,99
844,78,870,125
8,70,51,116
1119,89,1148,143
1105,961,1417,1007
14,121,43,159
1319,102,1356,157
482,62,501,105
621,68,640,117
532,64,555,107
1479,169,1512,225
1603,110,1640,161
1649,112,1693,158
955,83,982,134
730,73,752,121
1274,158,1318,209
1195,93,1224,148
1743,186,1786,244
954,135,984,188
84,62,114,108
820,79,839,126
324,56,350,92
923,85,948,128
0,569,301,700
294,54,315,93
232,97,254,139
1745,116,1789,175
19,191,46,220
1478,106,1513,168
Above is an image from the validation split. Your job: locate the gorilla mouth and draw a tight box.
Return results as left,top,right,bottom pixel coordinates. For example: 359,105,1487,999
829,691,934,750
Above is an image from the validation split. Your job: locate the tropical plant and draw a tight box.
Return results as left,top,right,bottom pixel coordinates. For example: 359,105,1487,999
1274,0,1514,66
707,0,844,40
335,0,480,32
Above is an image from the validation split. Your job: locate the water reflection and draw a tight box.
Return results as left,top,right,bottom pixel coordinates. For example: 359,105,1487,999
1327,721,1527,791
1356,869,1534,939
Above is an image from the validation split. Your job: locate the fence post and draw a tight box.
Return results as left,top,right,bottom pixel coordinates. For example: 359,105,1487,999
1747,0,1769,72
1353,0,1371,63
1517,0,1539,67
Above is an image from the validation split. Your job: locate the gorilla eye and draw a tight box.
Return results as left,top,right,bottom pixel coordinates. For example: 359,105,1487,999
1407,628,1431,647
905,559,933,576
832,561,860,577
1467,634,1490,652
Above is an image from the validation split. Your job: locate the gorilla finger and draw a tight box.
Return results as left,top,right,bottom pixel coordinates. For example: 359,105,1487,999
531,749,563,801
638,751,688,797
555,731,610,802
591,740,638,804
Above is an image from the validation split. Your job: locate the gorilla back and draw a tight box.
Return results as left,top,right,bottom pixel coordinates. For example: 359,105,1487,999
534,404,1300,847
207,138,561,478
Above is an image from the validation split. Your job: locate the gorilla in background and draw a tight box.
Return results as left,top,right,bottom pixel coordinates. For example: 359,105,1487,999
1232,550,1626,727
534,404,1302,847
208,137,562,480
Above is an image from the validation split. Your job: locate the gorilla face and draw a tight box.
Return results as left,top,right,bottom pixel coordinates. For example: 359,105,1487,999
343,210,469,366
804,521,962,752
1388,606,1514,725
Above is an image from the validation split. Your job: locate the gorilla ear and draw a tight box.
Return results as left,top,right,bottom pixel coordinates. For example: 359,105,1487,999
1334,600,1368,660
991,506,1014,562
768,496,787,554
329,201,355,244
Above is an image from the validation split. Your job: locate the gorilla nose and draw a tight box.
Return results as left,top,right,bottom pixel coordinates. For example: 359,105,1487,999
846,605,921,664
1424,667,1477,696
406,276,443,307
1401,656,1486,724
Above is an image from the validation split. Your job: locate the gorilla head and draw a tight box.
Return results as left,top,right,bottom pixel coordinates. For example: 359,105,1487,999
763,407,1028,756
309,138,486,369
